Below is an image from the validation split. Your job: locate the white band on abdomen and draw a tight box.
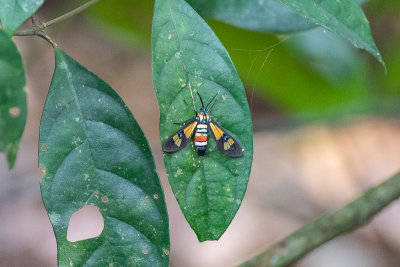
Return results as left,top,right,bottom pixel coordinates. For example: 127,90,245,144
195,141,207,146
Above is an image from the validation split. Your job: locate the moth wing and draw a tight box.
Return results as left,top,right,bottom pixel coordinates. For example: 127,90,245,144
209,121,243,157
163,119,197,152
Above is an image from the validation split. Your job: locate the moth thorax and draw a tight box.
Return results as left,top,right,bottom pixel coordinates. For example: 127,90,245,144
198,113,204,121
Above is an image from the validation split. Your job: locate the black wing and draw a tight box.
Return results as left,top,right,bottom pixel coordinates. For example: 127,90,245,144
209,121,243,157
163,118,197,152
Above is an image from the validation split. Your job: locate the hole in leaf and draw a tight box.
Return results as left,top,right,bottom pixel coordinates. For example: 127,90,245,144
67,205,104,242
8,107,20,117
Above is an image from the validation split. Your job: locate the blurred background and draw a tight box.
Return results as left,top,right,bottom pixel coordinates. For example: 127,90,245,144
1,0,400,266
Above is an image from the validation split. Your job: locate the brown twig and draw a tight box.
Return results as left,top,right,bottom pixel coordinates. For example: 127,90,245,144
240,172,400,267
13,0,100,46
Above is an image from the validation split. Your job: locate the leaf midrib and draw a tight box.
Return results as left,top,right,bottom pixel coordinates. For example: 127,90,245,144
162,0,245,115
56,53,164,244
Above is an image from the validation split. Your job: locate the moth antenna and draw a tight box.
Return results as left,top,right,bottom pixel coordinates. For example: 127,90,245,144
206,89,221,111
196,91,205,108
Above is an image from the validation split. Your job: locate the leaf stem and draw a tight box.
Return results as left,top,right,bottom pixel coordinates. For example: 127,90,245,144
36,32,58,48
14,0,100,36
240,172,400,267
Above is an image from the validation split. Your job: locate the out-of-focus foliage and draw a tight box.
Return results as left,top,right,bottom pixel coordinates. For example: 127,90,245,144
0,30,27,168
367,0,400,97
209,21,369,115
89,0,400,119
185,0,316,33
89,0,154,48
278,0,384,67
185,0,367,34
0,0,44,36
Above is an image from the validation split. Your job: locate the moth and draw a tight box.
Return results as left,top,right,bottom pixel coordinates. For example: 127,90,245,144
163,92,243,157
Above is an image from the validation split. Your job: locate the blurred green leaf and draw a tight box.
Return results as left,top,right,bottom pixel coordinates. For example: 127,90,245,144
40,49,169,266
381,43,400,96
286,28,366,85
365,0,400,97
89,0,154,49
89,0,388,117
369,37,400,98
278,0,385,67
368,0,400,11
0,30,27,168
185,0,315,33
152,0,253,241
0,0,44,36
209,21,368,114
89,0,314,48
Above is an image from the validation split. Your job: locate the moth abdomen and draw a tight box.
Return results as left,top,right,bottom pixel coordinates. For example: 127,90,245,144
194,123,208,156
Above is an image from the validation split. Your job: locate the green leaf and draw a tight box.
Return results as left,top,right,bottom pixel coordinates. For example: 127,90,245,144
0,0,44,36
287,28,366,84
0,30,27,168
152,0,253,241
278,0,385,67
39,49,169,266
87,0,367,46
208,21,368,115
186,0,315,33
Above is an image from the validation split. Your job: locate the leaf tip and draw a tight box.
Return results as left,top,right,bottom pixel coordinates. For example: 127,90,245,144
5,144,18,169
